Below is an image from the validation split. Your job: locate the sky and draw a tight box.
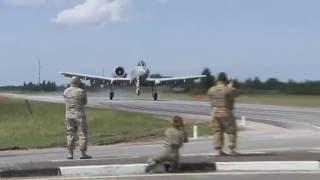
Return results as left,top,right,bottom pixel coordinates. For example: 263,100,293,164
0,0,319,85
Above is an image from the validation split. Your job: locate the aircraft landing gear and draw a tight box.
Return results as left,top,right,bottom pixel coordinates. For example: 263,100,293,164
136,77,141,96
109,83,115,100
153,92,158,101
109,92,114,100
152,85,158,101
136,89,141,96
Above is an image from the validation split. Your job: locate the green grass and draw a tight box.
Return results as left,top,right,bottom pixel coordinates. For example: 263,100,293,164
0,98,172,149
237,94,320,107
0,98,213,150
162,92,320,108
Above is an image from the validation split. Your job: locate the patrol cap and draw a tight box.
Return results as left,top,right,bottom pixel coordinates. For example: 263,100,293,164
217,72,228,82
70,76,81,86
172,115,183,126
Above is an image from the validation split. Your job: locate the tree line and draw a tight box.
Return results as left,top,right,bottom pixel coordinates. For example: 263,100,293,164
1,70,320,95
0,81,57,92
197,68,320,95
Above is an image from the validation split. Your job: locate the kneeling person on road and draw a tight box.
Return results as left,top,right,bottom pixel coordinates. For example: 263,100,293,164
64,76,92,160
145,115,188,173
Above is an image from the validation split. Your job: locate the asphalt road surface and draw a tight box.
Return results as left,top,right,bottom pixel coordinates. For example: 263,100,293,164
2,92,320,179
5,92,320,129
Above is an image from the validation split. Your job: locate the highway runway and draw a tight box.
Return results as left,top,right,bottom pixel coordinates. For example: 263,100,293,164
2,93,320,179
6,92,320,129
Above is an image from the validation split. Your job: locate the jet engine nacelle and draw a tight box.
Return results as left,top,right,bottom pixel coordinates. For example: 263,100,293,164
113,66,127,78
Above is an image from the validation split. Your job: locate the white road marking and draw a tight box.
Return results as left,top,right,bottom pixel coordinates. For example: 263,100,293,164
308,150,320,153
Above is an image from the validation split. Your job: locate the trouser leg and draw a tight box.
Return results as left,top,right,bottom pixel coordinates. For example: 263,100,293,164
212,117,224,150
65,118,77,151
77,116,92,159
225,117,237,150
78,117,88,151
146,148,178,173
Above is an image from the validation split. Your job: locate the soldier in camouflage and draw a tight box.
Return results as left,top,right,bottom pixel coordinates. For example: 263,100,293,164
207,72,239,156
145,115,188,173
64,76,92,159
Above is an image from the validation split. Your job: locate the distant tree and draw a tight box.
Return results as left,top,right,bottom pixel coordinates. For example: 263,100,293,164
244,78,254,89
253,77,263,89
149,74,163,78
201,68,215,91
265,78,281,90
149,74,171,78
232,79,240,88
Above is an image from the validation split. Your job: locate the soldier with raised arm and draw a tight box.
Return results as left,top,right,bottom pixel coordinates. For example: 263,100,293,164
64,76,91,159
208,72,239,156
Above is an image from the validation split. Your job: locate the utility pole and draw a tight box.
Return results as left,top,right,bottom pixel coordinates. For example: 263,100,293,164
38,59,41,85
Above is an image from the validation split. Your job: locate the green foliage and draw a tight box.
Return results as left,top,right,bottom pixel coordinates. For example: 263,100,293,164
21,81,57,91
0,81,57,92
237,78,320,95
201,68,215,91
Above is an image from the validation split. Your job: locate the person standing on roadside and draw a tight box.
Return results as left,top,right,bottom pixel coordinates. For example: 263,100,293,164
64,76,92,159
207,72,239,156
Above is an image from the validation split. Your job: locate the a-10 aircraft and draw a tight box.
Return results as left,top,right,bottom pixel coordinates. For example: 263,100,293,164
60,60,206,101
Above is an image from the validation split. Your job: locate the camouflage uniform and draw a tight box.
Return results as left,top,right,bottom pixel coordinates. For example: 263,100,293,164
64,86,88,152
146,127,188,172
207,81,238,152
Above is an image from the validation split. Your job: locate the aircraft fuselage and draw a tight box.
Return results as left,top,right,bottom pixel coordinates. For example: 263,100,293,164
130,64,150,81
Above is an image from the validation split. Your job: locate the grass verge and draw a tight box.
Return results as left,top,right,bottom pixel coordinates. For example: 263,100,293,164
0,98,212,150
237,94,320,107
163,93,320,108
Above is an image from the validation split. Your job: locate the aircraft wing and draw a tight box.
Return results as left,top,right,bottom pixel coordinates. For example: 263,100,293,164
146,75,206,84
59,72,131,83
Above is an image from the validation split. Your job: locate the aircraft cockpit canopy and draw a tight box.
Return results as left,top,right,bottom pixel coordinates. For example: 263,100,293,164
137,60,146,67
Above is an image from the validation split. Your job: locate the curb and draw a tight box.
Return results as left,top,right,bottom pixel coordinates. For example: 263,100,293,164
1,161,320,178
58,161,320,177
0,168,59,178
59,162,217,177
215,161,320,171
59,164,147,177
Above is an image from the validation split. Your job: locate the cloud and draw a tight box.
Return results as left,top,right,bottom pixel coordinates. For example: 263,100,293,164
52,0,130,26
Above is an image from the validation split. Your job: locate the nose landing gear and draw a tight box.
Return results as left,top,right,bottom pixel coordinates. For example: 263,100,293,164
109,84,115,100
136,89,141,96
152,85,158,101
136,77,141,96
109,92,114,100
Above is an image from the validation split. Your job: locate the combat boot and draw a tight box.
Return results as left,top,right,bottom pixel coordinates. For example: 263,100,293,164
167,161,179,173
228,149,240,156
67,150,73,160
145,158,157,173
213,149,227,156
80,150,92,159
